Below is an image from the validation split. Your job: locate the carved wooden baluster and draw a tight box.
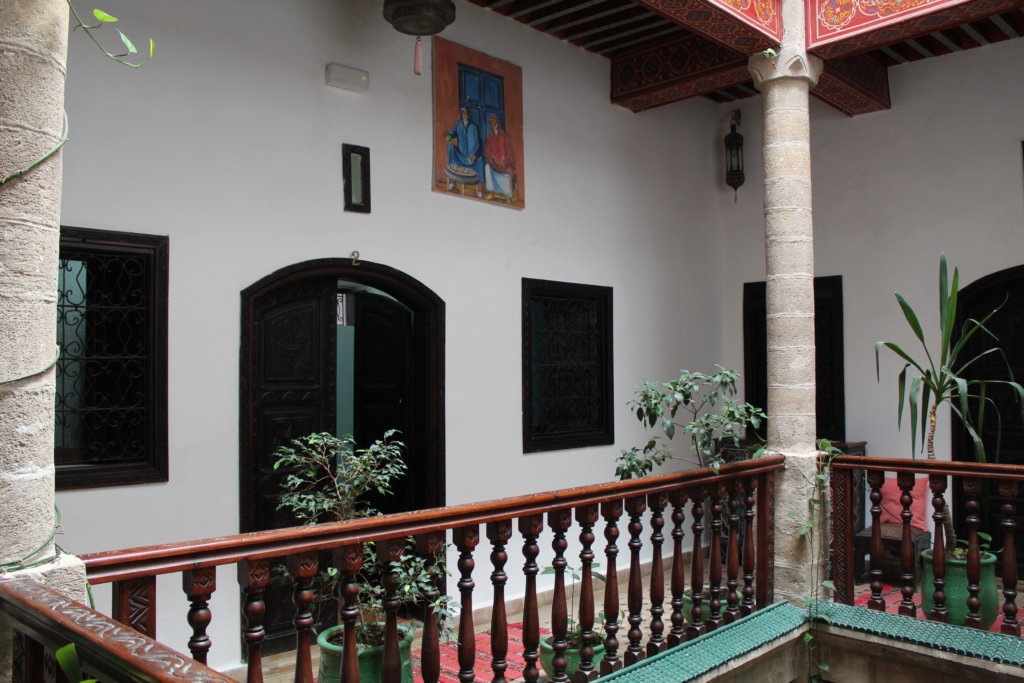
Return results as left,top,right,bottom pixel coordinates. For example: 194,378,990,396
487,520,514,683
417,531,447,683
333,544,364,683
866,469,886,611
928,474,948,622
964,476,984,629
950,475,984,629
724,479,742,624
520,514,544,683
454,525,480,683
549,509,573,683
707,483,725,630
897,471,917,618
113,576,156,638
378,540,405,683
287,552,318,683
741,477,757,616
599,501,622,676
574,504,599,683
182,567,216,664
646,492,668,656
623,495,646,665
999,480,1021,637
687,489,706,639
667,489,687,647
238,559,270,683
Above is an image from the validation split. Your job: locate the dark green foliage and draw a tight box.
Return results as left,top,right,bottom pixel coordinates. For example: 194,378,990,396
616,367,765,479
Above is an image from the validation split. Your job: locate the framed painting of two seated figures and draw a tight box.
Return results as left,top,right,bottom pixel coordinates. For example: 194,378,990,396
432,37,525,209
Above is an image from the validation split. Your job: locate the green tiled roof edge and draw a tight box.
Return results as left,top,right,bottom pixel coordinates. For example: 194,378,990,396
598,601,806,681
812,601,1024,666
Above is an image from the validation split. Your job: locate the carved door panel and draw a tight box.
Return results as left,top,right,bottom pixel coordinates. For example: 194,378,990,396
353,293,417,515
953,265,1024,563
242,276,336,654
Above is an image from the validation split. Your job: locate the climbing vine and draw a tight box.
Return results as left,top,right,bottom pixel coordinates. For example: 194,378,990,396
789,438,843,681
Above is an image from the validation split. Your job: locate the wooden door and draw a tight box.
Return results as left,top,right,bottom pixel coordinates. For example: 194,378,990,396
243,277,337,532
353,293,418,515
953,264,1024,560
241,275,337,654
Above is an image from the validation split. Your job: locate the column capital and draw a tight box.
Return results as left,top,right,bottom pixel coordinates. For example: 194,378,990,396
749,49,823,91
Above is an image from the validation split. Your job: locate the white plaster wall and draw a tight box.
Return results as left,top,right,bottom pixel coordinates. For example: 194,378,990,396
717,38,1024,460
55,0,727,669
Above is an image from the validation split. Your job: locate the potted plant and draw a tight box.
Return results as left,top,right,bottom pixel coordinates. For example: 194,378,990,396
273,431,456,683
876,252,1023,626
538,562,607,680
616,366,765,480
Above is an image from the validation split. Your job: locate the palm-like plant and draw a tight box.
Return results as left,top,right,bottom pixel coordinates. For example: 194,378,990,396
875,252,1024,548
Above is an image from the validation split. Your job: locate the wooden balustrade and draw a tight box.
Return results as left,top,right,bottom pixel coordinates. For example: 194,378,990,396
0,577,231,682
76,457,782,682
831,456,1024,637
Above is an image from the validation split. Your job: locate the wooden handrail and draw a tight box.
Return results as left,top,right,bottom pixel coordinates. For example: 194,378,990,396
0,578,231,682
831,455,1024,479
81,456,784,584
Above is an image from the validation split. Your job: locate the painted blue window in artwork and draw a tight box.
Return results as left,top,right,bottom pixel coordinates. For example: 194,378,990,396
457,62,505,149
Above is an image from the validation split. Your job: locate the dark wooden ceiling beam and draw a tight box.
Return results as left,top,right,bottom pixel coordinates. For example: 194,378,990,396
969,17,1011,41
553,4,651,40
515,0,596,26
610,33,749,112
573,14,668,47
811,53,891,117
632,0,777,52
603,26,689,58
810,0,1024,59
913,33,955,56
999,9,1024,34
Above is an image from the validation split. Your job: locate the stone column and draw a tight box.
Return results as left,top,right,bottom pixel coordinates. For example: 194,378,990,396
0,2,86,678
749,0,825,607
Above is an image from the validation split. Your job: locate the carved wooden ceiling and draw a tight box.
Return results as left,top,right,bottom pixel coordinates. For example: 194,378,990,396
463,0,1024,116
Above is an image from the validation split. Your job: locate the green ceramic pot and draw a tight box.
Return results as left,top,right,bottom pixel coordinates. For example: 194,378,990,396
539,635,605,680
920,548,1000,628
316,623,414,683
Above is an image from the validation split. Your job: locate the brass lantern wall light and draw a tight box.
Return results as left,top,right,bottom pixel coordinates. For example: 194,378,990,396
724,110,744,201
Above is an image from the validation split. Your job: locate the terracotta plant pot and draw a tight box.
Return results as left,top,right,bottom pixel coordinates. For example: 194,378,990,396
920,548,1000,628
539,635,606,680
316,623,415,683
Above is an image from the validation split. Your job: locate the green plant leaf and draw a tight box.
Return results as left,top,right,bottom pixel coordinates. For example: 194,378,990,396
118,30,137,54
821,580,835,591
92,8,119,22
55,644,84,683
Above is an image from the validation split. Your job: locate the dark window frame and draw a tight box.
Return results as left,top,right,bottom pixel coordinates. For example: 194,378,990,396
56,226,169,489
522,278,614,453
742,275,845,442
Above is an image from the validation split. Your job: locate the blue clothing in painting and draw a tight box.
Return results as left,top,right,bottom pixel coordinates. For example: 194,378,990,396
446,115,484,179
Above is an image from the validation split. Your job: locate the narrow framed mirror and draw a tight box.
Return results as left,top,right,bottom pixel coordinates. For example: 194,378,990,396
342,143,371,213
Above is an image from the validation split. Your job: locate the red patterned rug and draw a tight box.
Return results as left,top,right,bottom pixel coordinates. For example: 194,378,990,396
853,584,1006,633
412,622,549,683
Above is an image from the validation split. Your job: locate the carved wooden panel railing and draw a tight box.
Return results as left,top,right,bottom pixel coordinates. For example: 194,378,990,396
0,577,231,682
80,456,783,682
831,456,1024,637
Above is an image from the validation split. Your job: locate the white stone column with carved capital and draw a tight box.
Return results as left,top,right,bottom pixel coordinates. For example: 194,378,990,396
749,0,826,607
1,2,87,679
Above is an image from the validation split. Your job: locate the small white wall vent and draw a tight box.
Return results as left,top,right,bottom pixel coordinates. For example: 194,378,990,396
326,64,369,93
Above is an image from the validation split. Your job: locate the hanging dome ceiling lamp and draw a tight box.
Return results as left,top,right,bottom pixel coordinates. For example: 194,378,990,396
383,0,456,36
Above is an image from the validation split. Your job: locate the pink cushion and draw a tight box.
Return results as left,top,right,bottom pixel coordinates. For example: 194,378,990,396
879,476,929,530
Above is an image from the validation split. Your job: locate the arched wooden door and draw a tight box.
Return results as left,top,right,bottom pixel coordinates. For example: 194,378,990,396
952,263,1024,560
241,259,446,529
239,259,445,652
